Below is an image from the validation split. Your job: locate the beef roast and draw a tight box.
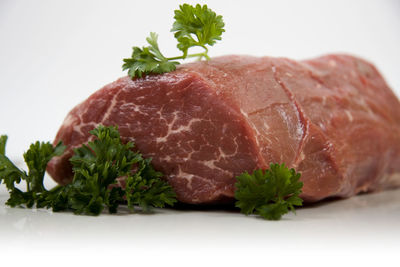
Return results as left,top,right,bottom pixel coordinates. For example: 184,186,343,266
46,55,400,204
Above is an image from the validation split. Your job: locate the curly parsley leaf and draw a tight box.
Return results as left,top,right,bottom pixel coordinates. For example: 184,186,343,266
0,126,176,216
58,125,176,215
235,163,303,220
24,141,65,193
123,3,224,78
171,3,225,58
122,32,179,78
0,137,65,208
0,136,23,190
125,158,177,212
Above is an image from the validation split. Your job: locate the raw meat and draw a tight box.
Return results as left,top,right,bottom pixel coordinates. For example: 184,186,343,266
47,55,400,204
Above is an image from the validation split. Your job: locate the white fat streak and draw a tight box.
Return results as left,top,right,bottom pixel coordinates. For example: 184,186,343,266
240,108,249,118
322,96,327,105
240,108,260,146
156,115,201,143
299,151,305,161
72,121,98,137
175,166,195,190
160,155,172,162
62,113,76,127
120,102,148,116
202,160,233,176
198,140,238,176
175,167,219,197
101,92,119,124
222,137,239,157
345,110,354,122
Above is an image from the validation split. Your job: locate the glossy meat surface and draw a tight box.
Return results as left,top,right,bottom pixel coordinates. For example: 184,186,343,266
47,55,400,203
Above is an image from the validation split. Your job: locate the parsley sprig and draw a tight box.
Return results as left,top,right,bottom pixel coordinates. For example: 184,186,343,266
235,164,303,220
0,126,176,215
122,3,225,78
0,138,65,208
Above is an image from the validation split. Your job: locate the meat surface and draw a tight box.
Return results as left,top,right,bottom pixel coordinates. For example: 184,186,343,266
47,55,400,204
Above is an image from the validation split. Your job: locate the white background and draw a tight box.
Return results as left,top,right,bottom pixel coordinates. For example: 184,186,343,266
0,0,399,266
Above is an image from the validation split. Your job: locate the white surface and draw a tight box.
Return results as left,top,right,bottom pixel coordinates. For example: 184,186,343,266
1,184,400,265
1,0,400,265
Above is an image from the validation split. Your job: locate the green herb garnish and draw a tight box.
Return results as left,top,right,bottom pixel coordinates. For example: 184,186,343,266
0,138,65,208
1,130,303,220
235,164,303,220
122,3,225,78
0,126,176,215
0,135,7,156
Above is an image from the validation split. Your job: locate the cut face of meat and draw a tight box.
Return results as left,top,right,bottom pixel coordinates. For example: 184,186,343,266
46,55,400,204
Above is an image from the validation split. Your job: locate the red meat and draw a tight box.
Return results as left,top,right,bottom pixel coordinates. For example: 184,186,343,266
47,55,400,204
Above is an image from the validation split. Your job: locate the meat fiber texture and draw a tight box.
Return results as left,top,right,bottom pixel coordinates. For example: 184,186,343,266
47,55,400,204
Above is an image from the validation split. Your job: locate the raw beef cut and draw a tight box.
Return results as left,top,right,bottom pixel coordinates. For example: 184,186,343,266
47,55,400,204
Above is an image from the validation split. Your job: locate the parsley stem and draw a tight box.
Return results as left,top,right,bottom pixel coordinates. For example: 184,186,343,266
24,174,31,192
48,184,63,193
167,45,210,61
166,55,185,60
186,52,209,60
200,45,210,60
167,52,209,61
